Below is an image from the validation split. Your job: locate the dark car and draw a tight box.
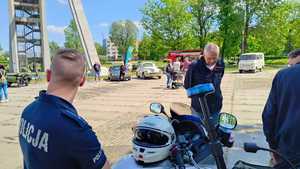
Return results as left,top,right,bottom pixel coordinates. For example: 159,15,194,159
108,65,131,81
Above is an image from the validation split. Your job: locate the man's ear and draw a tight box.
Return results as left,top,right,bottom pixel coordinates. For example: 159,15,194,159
295,56,300,65
46,69,51,82
79,76,86,87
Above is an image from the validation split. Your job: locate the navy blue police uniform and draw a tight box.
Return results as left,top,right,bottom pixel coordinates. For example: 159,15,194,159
263,63,300,167
19,91,107,169
184,57,225,116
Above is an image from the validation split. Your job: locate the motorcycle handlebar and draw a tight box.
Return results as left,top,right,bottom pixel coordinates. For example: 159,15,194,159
244,143,297,169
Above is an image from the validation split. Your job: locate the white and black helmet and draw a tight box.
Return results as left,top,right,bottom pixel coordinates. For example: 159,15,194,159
132,115,176,164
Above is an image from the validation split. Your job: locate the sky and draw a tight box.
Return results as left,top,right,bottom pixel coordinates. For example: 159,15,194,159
0,0,147,51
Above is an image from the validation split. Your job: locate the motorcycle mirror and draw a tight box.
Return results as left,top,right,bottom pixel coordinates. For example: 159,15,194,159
218,113,237,130
150,103,164,114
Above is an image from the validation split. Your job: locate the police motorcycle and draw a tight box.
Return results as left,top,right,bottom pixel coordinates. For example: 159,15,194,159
113,83,238,169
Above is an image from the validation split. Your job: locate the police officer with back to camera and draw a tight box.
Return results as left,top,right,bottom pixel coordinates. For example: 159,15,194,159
263,49,300,167
18,49,111,169
184,43,225,121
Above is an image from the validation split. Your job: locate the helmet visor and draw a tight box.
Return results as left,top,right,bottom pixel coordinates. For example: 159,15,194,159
134,128,169,146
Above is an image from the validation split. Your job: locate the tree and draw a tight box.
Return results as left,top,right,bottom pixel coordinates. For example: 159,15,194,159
49,41,60,59
0,45,9,68
252,1,300,55
64,20,83,53
187,0,218,48
140,0,299,61
95,42,106,56
217,0,244,60
284,2,300,53
239,0,282,53
110,20,138,57
142,0,195,52
138,34,152,60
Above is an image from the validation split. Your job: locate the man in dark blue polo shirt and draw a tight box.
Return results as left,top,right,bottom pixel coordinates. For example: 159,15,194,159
184,43,225,120
263,49,300,167
18,49,110,169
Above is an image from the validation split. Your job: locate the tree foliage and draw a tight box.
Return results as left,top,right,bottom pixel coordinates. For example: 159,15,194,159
250,1,300,55
49,41,60,59
138,33,168,60
188,0,217,48
140,0,300,61
142,0,195,51
64,20,84,53
95,42,106,56
110,20,138,56
216,0,243,60
0,45,9,68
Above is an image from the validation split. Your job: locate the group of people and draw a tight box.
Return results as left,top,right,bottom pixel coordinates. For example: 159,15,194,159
0,64,8,103
165,57,191,88
17,44,300,169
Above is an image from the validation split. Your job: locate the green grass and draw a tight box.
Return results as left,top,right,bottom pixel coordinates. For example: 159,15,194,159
225,64,285,73
265,58,288,65
225,65,237,73
225,57,287,72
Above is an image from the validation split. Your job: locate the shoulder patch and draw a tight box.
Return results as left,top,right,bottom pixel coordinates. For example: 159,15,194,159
61,110,89,128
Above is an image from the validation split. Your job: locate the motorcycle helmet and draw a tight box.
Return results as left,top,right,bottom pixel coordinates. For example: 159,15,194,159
132,115,176,164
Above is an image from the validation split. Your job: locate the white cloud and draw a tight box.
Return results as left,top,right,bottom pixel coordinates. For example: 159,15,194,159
47,25,67,34
97,22,110,28
56,0,68,5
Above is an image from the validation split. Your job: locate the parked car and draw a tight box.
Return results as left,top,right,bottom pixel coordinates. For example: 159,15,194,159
238,53,265,73
6,72,32,87
108,65,131,81
136,62,162,79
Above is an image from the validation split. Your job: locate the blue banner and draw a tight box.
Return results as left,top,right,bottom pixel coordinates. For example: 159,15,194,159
124,46,134,65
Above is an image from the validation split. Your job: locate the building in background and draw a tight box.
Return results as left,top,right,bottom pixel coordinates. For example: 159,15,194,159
105,38,119,60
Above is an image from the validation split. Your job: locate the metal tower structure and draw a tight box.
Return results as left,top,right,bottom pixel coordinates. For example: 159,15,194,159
9,0,50,73
8,0,100,73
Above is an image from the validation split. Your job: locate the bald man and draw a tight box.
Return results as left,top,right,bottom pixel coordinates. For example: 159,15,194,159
18,49,111,169
184,43,225,121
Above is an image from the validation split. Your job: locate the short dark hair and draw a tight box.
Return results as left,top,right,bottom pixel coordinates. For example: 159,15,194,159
51,48,85,86
288,49,300,59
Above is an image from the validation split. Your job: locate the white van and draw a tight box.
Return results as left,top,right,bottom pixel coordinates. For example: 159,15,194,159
238,53,265,73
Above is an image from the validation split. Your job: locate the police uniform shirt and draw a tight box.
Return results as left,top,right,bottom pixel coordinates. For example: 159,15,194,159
19,91,107,169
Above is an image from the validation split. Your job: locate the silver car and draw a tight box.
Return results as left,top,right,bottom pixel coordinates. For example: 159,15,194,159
136,62,162,79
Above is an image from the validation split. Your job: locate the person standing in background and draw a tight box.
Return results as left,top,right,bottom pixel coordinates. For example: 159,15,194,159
93,62,101,81
0,65,8,103
182,57,191,76
184,43,225,121
165,59,173,88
